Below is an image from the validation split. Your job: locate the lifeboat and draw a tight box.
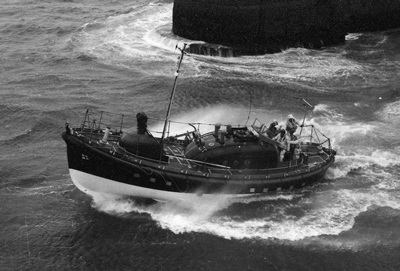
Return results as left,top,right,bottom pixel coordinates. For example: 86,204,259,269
62,45,336,202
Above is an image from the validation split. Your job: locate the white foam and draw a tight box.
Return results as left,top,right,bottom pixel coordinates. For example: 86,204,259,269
192,49,365,84
89,185,400,242
76,4,175,61
313,103,345,121
308,113,400,179
72,3,366,84
90,193,135,214
376,100,400,125
345,33,362,41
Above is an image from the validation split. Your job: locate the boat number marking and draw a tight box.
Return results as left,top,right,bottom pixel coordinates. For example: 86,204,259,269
81,154,89,160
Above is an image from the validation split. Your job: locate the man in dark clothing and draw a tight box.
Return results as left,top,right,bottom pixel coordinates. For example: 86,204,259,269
266,120,279,138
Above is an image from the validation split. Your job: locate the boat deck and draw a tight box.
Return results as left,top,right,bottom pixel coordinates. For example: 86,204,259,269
77,130,331,177
161,141,324,176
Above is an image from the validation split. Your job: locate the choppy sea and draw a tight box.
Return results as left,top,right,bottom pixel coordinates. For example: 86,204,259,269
1,0,400,270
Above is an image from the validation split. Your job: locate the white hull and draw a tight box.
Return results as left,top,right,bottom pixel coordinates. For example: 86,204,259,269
69,169,246,202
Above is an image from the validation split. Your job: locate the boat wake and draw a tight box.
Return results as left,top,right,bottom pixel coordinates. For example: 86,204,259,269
89,182,400,247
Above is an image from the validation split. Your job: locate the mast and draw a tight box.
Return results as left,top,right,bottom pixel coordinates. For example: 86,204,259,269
161,43,187,142
299,98,313,136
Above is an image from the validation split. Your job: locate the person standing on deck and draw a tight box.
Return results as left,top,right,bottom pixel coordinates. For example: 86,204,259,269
285,114,303,160
273,129,288,162
265,120,279,138
285,114,302,136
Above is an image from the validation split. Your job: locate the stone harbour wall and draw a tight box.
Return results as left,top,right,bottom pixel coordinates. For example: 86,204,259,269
172,0,400,56
337,0,400,32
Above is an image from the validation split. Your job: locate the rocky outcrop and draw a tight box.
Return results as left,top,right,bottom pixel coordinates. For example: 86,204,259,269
172,0,400,56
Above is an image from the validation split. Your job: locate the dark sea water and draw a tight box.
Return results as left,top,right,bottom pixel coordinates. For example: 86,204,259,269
1,0,400,270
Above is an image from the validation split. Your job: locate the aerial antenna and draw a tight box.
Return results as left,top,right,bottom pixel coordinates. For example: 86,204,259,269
160,43,187,142
244,90,252,126
299,98,313,135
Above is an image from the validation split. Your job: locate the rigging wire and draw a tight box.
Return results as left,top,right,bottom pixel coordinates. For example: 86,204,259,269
244,89,252,126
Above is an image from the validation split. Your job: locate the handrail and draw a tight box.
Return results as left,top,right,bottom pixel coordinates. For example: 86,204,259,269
77,109,334,152
252,119,333,152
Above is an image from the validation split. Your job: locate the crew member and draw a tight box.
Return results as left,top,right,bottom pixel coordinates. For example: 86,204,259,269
273,129,287,162
285,114,302,136
286,133,299,161
266,120,279,138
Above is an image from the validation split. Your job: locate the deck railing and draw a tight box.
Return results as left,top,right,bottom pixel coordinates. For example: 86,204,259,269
252,118,333,152
78,109,248,138
77,109,333,153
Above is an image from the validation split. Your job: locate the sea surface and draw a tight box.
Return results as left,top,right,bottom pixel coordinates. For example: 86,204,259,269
1,0,400,270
